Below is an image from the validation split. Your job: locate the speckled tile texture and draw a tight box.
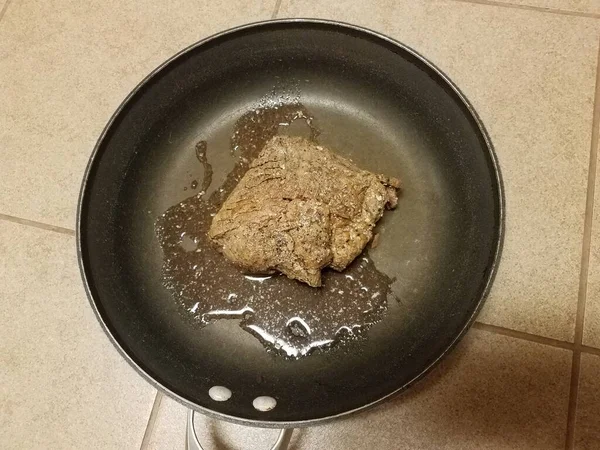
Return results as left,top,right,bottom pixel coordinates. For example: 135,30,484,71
0,221,156,448
277,0,599,342
584,149,600,348
0,0,275,229
502,0,600,14
144,330,572,450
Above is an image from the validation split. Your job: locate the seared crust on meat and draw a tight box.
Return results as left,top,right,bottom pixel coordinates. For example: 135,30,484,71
208,136,400,287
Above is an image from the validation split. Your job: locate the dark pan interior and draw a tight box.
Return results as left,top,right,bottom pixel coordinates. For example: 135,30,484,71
78,20,503,426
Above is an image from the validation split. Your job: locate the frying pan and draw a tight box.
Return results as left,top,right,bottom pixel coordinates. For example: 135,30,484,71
77,19,504,448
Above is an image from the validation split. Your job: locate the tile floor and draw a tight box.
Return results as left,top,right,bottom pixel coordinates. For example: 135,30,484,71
1,0,600,448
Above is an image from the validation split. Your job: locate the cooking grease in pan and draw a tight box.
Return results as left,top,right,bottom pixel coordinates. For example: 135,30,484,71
155,100,395,358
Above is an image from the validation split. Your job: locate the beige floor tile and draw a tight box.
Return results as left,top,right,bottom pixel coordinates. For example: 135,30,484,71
584,156,600,348
501,0,600,15
143,329,571,450
575,353,600,449
0,221,156,449
0,0,275,229
278,0,599,341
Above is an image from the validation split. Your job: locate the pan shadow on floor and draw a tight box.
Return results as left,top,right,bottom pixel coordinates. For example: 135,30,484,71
286,329,572,450
193,329,571,450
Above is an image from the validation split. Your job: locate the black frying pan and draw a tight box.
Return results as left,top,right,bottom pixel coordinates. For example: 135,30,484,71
77,19,503,430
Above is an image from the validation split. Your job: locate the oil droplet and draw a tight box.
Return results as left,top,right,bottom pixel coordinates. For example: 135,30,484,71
178,234,198,252
195,141,213,194
286,317,311,338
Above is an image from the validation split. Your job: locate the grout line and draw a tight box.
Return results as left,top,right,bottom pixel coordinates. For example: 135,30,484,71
0,0,12,23
473,322,574,351
565,35,600,450
450,0,600,19
473,322,600,356
0,213,75,236
140,391,164,450
566,354,583,450
271,0,283,19
581,345,600,357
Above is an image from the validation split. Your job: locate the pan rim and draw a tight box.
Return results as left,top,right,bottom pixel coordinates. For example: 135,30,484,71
76,18,505,428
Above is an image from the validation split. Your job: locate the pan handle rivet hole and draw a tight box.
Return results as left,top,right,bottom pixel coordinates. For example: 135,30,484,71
253,396,277,411
208,386,232,402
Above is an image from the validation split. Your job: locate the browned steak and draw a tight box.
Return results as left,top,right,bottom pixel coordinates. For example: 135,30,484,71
208,136,400,287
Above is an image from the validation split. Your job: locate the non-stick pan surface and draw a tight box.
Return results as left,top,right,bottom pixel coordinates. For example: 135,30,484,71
77,19,503,427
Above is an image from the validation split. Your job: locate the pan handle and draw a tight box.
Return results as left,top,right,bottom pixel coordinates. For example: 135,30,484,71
186,410,294,450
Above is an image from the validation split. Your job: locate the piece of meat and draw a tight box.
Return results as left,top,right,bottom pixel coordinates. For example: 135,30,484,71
208,136,400,287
